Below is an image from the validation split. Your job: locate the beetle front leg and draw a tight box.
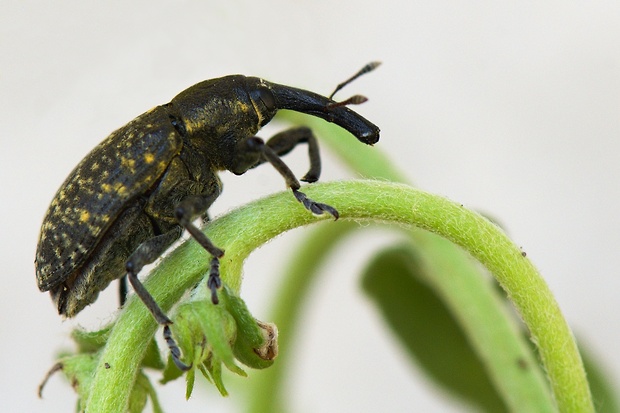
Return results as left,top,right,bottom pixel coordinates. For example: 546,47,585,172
260,143,339,220
231,135,338,218
261,126,321,183
175,194,225,305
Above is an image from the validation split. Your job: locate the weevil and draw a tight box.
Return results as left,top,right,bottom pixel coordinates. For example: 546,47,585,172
35,62,380,369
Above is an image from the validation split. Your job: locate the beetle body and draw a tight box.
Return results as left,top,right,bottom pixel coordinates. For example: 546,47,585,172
36,69,380,368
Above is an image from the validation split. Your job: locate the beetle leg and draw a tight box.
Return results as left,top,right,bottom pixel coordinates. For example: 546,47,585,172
125,228,183,324
236,130,334,217
164,324,188,371
292,189,339,219
261,143,339,220
175,195,225,305
118,275,128,307
259,127,321,183
125,228,191,370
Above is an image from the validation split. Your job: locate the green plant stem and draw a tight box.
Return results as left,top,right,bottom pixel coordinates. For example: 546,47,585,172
276,113,565,410
404,235,555,411
249,219,554,412
87,180,592,412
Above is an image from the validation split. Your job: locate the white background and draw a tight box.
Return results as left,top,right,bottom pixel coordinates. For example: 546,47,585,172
2,1,619,412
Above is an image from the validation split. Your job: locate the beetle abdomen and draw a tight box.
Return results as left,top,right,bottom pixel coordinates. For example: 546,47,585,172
35,107,183,294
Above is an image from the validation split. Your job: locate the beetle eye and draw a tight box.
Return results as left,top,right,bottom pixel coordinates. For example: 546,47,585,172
255,87,275,111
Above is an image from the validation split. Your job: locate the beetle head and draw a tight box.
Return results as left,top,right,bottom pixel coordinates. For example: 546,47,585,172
244,77,380,145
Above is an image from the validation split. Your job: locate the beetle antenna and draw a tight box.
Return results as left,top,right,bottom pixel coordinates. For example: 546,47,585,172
325,94,368,109
328,61,381,100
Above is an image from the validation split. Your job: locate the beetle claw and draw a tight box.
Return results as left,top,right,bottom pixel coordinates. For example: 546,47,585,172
207,257,222,304
300,172,319,183
293,189,339,220
164,325,192,371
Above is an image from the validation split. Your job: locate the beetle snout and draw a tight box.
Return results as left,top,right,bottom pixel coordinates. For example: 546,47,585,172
265,82,380,145
359,126,380,145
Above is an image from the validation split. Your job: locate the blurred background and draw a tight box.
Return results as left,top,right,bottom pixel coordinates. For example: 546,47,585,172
2,1,619,411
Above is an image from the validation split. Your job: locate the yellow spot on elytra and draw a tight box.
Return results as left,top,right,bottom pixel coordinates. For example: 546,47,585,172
116,184,127,195
121,157,136,170
79,210,90,222
144,153,155,164
100,182,126,195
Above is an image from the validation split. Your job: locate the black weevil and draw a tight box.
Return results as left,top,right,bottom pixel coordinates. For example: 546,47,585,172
35,63,380,369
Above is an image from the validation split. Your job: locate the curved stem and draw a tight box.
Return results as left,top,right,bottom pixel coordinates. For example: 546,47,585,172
403,234,555,411
87,180,592,413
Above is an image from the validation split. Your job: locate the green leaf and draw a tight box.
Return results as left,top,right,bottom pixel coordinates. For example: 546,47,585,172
206,356,229,396
160,354,184,385
141,373,165,413
220,286,277,369
361,244,508,412
578,343,620,413
72,326,112,353
141,338,164,370
48,354,99,407
164,291,255,399
127,372,149,413
185,362,196,400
